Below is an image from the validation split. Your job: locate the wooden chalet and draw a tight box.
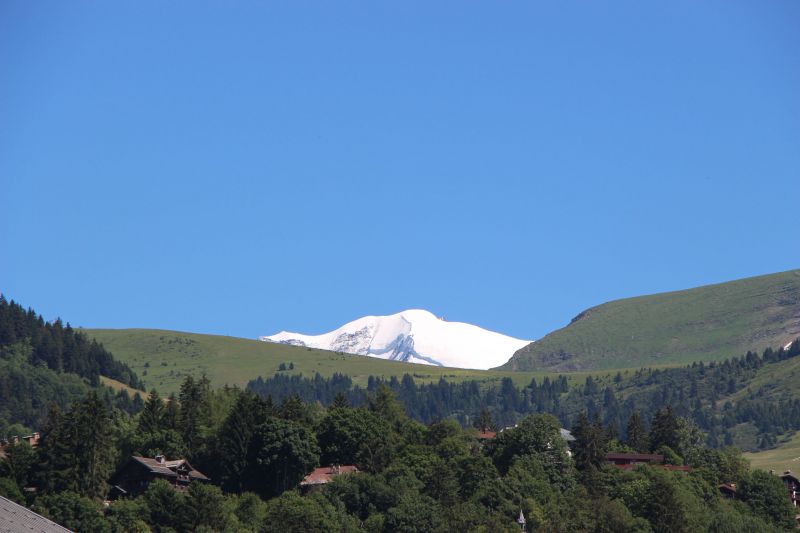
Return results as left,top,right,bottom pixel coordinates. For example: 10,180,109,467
780,470,799,508
300,465,358,493
108,455,209,499
605,453,693,472
605,453,664,467
0,431,41,459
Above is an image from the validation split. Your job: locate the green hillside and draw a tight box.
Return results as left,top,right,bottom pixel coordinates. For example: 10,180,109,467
83,328,599,395
745,431,800,474
500,269,800,372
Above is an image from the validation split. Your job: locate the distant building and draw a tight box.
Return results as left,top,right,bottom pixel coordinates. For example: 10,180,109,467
606,453,664,467
300,465,358,492
0,432,41,459
0,495,72,532
108,455,209,499
780,470,799,508
605,452,693,472
476,430,497,440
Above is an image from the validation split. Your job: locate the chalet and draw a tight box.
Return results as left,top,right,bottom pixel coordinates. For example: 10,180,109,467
0,431,41,459
605,453,693,473
605,453,664,467
719,484,736,500
476,430,497,440
300,465,358,493
780,470,799,508
108,455,209,499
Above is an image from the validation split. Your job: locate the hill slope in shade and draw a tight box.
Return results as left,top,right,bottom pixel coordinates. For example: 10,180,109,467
500,269,800,372
262,309,531,370
83,328,563,395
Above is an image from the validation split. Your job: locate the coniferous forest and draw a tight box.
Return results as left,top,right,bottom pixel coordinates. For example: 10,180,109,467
1,298,799,531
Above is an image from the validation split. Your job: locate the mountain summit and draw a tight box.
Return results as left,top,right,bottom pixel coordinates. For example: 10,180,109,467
260,309,531,370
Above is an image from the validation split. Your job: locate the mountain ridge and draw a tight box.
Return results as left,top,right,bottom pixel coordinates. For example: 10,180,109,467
500,269,800,372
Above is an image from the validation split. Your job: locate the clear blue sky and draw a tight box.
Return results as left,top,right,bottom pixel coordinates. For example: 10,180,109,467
1,1,799,341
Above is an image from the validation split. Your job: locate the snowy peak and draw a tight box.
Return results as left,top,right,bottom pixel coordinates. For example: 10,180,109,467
260,309,532,370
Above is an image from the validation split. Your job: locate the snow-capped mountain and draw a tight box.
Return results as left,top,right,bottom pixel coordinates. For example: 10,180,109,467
260,309,532,370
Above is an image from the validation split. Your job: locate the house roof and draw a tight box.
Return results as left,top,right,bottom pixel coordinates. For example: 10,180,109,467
130,456,209,480
780,470,800,483
612,463,692,472
605,453,664,462
477,431,496,440
719,483,737,493
0,495,73,532
300,465,358,486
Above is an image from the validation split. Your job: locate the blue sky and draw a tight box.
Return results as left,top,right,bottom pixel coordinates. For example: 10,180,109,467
1,1,799,341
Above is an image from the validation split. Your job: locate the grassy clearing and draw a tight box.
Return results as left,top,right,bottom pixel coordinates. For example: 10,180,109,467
100,375,144,397
744,431,800,473
503,269,800,372
84,328,621,395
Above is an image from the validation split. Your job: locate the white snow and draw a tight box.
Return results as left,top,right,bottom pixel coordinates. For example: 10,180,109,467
260,309,532,370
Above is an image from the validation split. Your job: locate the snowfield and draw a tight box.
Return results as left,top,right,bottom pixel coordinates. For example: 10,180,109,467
260,309,532,370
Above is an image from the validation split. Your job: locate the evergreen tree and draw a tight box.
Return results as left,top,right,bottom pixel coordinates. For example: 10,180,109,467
331,392,350,409
572,412,607,472
649,406,679,452
625,411,649,452
137,389,164,434
73,392,114,499
216,392,269,493
473,407,495,432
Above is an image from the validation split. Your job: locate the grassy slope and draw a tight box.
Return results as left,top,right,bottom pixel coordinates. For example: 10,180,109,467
745,431,800,473
83,328,608,395
501,269,800,372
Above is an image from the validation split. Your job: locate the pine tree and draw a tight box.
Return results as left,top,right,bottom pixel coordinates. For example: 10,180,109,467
473,407,495,432
137,389,165,434
217,392,269,492
331,392,350,409
572,412,607,471
73,392,114,499
626,411,649,452
649,406,679,452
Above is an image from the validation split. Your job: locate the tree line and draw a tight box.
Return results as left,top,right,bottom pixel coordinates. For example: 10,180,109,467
247,340,800,451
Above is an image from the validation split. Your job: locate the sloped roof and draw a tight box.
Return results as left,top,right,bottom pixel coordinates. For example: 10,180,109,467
605,453,664,462
0,495,73,532
300,465,358,486
131,456,209,480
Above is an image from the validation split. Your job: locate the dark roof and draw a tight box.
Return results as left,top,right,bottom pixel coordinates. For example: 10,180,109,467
719,483,737,493
0,495,73,532
300,465,358,486
612,463,692,472
130,456,209,480
605,453,664,462
780,470,800,483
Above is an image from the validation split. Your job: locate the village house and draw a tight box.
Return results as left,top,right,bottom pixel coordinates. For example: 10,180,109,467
108,455,209,499
780,470,799,508
0,431,41,459
300,465,358,493
605,452,693,472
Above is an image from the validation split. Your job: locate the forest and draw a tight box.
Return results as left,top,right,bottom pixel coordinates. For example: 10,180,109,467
247,339,800,452
1,376,798,532
0,296,144,436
